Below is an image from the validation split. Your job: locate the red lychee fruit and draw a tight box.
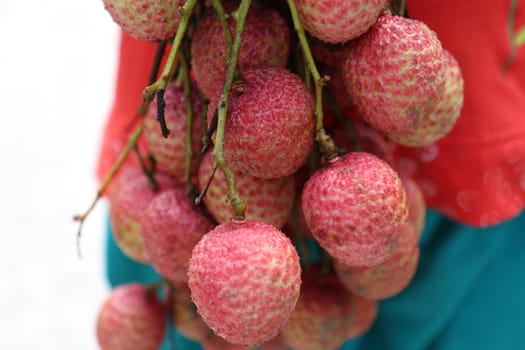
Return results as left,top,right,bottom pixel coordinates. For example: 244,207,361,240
208,67,315,179
188,220,302,346
144,80,204,181
141,185,214,284
109,171,177,262
401,176,426,237
388,50,464,146
334,223,420,300
102,0,186,42
96,283,166,350
281,268,378,350
301,152,409,267
295,0,384,44
342,12,445,134
198,151,295,228
191,2,290,99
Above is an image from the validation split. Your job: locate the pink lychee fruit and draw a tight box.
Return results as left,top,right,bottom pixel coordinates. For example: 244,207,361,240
191,2,290,99
334,223,420,300
295,0,384,43
388,50,464,146
96,283,166,350
401,176,426,237
342,12,446,134
301,152,409,267
208,67,315,179
281,268,378,350
109,171,177,262
141,185,215,284
198,151,295,228
188,220,302,346
144,80,205,181
102,0,186,42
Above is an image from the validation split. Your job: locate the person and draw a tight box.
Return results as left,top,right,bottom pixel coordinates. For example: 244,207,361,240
97,1,525,349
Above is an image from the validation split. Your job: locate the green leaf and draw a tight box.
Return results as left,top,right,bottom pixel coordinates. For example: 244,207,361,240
515,26,525,46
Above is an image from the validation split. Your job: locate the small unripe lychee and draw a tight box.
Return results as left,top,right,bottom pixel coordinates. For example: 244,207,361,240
188,220,301,346
102,0,186,42
96,283,166,350
301,152,409,267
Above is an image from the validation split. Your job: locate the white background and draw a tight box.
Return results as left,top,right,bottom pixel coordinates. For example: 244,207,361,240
0,1,119,348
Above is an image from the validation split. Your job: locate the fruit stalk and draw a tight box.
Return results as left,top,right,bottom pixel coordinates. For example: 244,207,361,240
210,0,233,60
211,0,253,220
142,0,198,104
179,46,195,193
132,144,158,190
286,0,338,160
393,0,407,17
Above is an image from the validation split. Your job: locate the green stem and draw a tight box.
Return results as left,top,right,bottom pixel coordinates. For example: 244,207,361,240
393,0,407,17
324,89,361,152
212,0,252,220
179,47,195,194
286,0,338,160
211,0,233,61
142,0,198,103
132,144,158,190
502,0,518,74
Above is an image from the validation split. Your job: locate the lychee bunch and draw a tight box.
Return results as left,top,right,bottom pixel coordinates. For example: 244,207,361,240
198,151,295,228
295,0,384,44
389,50,465,146
109,170,177,262
144,80,205,181
208,67,315,179
191,2,290,99
102,0,186,42
301,152,409,267
141,185,214,284
96,283,166,350
342,11,446,134
188,220,301,346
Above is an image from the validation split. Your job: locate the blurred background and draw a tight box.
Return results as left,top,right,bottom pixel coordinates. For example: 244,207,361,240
0,1,119,348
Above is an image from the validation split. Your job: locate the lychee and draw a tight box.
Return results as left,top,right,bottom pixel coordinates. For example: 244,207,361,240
191,2,290,99
388,50,464,146
198,151,295,228
295,0,384,44
334,223,420,300
141,185,214,283
102,0,186,42
208,67,315,179
188,220,301,346
144,80,205,181
167,284,209,342
281,268,378,350
301,152,409,267
96,283,166,350
342,12,446,134
109,171,177,262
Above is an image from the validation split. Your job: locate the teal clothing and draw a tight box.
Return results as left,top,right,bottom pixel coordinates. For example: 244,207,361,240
105,210,525,350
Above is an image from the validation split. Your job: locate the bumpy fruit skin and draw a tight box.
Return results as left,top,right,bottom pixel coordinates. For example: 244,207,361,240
295,0,384,44
141,186,214,283
342,12,445,134
96,284,166,350
102,0,185,42
188,220,302,346
109,171,176,262
335,223,420,300
208,67,315,179
301,152,409,267
198,152,295,228
144,81,204,181
281,268,378,350
191,3,290,99
389,50,464,146
402,176,426,237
